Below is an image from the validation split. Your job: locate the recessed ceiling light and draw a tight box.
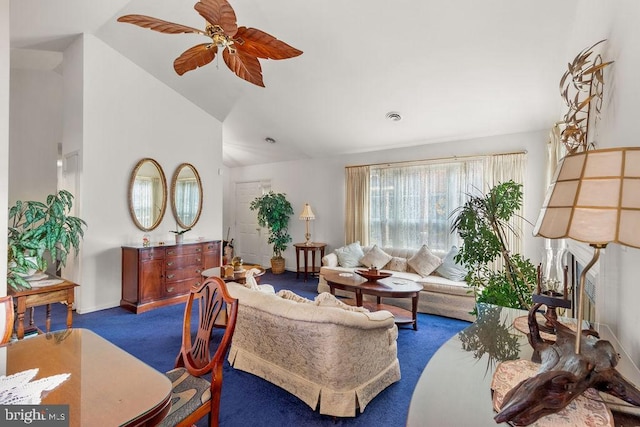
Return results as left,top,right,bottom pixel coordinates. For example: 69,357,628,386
265,137,276,144
385,112,402,122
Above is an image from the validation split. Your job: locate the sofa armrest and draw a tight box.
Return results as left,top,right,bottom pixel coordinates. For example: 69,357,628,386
322,253,338,267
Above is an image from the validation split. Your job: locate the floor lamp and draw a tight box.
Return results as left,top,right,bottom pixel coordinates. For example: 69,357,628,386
299,203,316,245
533,147,640,354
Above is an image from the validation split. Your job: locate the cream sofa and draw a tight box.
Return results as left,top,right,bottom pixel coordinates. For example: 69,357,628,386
317,244,476,322
225,282,401,417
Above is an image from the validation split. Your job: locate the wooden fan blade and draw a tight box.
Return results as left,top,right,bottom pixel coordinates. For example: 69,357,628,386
195,0,238,37
174,44,218,76
223,48,264,87
117,15,204,35
234,27,303,60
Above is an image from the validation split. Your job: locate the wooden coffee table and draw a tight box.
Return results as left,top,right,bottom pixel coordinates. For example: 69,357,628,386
201,264,265,284
324,271,422,330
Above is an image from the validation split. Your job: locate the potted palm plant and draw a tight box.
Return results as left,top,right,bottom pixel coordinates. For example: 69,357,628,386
450,180,536,311
249,191,293,274
7,190,87,290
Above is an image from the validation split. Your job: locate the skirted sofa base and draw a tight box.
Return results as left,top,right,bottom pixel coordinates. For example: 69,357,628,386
226,282,401,417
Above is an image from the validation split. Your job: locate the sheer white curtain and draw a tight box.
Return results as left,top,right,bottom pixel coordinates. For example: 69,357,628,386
133,177,153,228
175,178,199,226
369,159,484,252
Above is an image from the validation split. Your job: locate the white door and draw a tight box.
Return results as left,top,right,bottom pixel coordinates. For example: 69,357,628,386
235,181,272,267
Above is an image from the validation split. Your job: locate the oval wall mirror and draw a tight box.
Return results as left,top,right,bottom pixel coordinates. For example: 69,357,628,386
171,163,203,229
128,158,168,231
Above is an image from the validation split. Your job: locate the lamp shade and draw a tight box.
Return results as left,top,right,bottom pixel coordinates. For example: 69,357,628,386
299,203,316,220
534,147,640,248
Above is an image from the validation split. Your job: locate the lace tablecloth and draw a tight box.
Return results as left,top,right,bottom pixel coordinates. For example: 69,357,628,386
0,368,70,404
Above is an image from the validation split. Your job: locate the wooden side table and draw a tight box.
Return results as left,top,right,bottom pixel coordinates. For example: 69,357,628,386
9,277,78,339
294,243,326,282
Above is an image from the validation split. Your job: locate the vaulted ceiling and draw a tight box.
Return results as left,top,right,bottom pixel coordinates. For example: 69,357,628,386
10,0,579,167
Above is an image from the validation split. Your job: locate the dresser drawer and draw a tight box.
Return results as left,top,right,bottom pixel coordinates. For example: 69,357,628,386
139,248,165,261
165,254,203,269
164,278,200,296
165,244,203,257
164,266,203,282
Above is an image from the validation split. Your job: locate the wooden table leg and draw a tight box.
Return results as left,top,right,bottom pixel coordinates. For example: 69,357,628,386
412,294,419,331
46,304,52,332
295,247,301,279
66,289,74,329
310,249,316,281
16,299,26,340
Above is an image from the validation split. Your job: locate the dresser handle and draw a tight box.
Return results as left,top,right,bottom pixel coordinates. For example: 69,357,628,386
167,261,174,266
167,287,174,293
196,270,202,274
167,274,175,279
196,248,202,252
196,258,201,262
167,250,175,255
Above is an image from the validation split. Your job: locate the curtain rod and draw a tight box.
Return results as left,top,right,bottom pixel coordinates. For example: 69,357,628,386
345,150,528,169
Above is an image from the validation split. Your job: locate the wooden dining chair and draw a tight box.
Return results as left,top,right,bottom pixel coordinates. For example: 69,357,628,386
160,277,238,427
0,295,15,344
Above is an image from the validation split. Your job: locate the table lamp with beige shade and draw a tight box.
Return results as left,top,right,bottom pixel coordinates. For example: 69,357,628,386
299,203,316,245
533,146,640,354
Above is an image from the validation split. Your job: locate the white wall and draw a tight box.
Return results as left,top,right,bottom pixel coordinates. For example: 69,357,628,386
59,35,223,313
9,68,61,204
226,129,548,273
1,0,9,297
567,0,640,365
8,34,223,313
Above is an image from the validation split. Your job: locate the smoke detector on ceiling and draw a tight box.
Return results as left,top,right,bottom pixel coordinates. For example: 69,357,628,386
265,137,276,144
385,112,402,122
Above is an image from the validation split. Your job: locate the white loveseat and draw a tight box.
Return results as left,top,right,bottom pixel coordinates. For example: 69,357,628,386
317,244,476,322
225,282,401,417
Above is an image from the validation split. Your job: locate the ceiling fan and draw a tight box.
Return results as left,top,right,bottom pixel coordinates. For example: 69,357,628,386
118,0,303,87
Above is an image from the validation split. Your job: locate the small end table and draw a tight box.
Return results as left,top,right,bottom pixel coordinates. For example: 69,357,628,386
9,276,78,340
294,242,326,282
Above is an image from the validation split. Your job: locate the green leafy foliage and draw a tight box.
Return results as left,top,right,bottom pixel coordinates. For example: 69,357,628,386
458,304,521,373
451,181,536,310
7,190,87,290
249,192,293,259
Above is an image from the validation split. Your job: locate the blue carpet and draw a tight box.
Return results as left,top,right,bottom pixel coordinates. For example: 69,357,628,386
28,271,470,426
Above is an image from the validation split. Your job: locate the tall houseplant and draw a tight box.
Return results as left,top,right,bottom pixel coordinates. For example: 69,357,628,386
7,190,87,290
450,180,536,310
249,191,293,274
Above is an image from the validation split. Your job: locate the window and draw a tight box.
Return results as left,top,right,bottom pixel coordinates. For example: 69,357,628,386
369,159,483,251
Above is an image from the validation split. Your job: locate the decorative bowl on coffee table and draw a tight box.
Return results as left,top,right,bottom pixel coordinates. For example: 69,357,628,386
355,269,392,282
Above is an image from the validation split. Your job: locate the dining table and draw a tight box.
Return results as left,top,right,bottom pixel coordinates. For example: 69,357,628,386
2,328,172,426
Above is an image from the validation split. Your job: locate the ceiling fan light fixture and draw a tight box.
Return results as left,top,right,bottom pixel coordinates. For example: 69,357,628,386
386,112,402,122
117,0,303,87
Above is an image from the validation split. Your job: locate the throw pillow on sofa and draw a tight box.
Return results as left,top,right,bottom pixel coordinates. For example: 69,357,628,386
277,289,313,303
407,245,442,277
384,256,407,272
436,246,468,282
360,245,393,269
335,241,365,268
315,292,369,312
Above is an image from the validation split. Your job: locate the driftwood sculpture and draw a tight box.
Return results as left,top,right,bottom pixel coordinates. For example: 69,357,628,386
495,303,640,425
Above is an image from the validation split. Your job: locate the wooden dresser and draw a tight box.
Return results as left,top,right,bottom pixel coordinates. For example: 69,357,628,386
121,240,221,313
